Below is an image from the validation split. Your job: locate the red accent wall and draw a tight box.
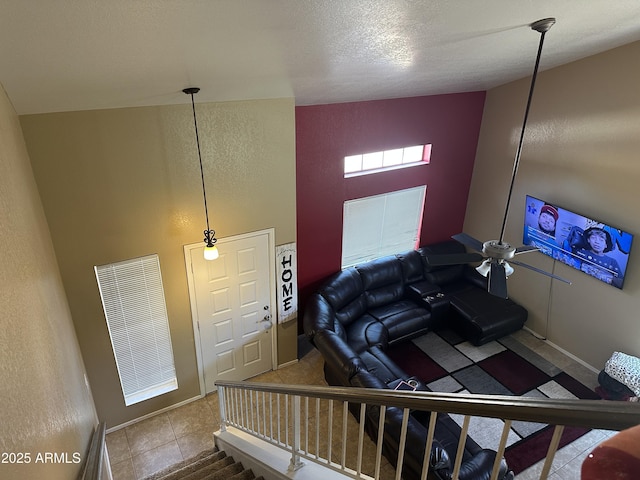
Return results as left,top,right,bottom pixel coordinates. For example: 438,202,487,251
295,92,486,313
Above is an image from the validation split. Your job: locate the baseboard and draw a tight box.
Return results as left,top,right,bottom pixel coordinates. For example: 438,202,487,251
278,358,299,369
523,326,599,374
106,395,203,434
106,360,301,434
544,338,600,374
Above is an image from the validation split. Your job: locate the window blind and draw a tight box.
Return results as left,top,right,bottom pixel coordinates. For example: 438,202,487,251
341,186,426,268
95,254,177,406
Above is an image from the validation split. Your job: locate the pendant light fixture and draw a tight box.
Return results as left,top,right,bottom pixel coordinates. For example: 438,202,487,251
183,87,219,261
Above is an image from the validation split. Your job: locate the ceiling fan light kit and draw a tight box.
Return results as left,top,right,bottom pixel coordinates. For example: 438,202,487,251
425,18,572,299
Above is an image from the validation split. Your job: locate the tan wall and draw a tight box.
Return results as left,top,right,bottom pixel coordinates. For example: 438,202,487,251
20,98,297,427
0,84,97,479
465,40,640,368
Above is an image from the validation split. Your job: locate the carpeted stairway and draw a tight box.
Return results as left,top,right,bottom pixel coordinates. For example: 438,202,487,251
141,447,264,480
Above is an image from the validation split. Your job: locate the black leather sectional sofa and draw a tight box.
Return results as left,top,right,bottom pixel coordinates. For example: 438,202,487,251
303,240,528,480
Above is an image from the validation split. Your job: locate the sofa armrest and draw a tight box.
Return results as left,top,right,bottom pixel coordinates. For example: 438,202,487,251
406,280,441,300
456,449,513,480
303,293,337,341
312,329,366,385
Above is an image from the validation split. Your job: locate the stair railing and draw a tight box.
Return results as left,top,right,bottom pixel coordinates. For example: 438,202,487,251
216,381,640,480
79,421,107,480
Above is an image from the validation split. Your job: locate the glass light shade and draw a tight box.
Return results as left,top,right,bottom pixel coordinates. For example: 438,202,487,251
504,261,514,277
476,259,491,277
476,259,514,277
204,245,219,261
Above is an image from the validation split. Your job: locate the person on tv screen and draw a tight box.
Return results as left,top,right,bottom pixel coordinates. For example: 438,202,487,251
538,204,559,236
576,226,623,287
525,203,561,258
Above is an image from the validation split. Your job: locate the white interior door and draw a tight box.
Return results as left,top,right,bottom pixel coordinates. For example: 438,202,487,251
186,229,275,394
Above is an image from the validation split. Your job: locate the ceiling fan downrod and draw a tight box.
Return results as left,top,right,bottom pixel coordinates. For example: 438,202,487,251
497,18,556,245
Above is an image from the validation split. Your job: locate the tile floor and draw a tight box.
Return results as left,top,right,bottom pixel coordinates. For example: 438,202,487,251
106,330,617,480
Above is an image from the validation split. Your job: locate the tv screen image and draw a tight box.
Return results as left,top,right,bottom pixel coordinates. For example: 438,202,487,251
523,195,633,289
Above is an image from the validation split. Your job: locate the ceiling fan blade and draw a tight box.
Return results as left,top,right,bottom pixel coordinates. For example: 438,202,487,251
515,245,539,255
424,252,484,266
488,262,508,299
452,232,484,253
510,260,572,284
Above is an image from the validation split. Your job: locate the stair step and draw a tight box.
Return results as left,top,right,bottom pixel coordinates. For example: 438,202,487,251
179,455,235,480
203,461,244,479
229,468,260,480
140,448,257,480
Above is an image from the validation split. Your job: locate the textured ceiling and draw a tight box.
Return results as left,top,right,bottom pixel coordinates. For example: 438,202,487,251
2,1,640,115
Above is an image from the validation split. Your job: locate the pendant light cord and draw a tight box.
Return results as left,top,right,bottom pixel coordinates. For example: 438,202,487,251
498,20,554,244
186,89,212,238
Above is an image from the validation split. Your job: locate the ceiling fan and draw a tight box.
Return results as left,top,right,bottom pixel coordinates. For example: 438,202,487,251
424,18,571,299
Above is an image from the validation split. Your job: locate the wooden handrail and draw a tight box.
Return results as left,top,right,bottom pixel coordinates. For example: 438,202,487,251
216,381,640,431
80,421,106,480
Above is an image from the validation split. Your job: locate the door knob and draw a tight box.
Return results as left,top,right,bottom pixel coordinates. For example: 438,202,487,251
256,313,272,332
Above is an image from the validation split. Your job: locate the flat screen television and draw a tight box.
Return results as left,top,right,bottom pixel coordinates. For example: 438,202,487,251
523,195,633,289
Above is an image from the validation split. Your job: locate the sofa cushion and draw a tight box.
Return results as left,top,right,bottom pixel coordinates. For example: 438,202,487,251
319,268,361,307
356,256,405,308
397,250,425,284
360,346,407,384
423,264,466,286
344,315,388,354
369,300,432,344
319,268,367,327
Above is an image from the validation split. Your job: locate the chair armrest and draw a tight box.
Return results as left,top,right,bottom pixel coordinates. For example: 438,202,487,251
312,329,365,384
457,449,512,480
406,280,441,299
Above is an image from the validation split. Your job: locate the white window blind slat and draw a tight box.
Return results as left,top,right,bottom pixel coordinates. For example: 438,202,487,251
95,254,178,406
342,186,426,268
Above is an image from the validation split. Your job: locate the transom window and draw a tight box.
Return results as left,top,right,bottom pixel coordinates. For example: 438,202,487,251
344,144,431,177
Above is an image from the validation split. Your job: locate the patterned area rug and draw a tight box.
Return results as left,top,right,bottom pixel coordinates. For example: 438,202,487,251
386,329,600,475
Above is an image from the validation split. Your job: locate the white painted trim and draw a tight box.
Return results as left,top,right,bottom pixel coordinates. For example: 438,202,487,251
184,228,278,397
105,395,203,433
215,427,354,480
524,325,547,340
184,244,206,396
278,358,299,370
543,338,600,374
